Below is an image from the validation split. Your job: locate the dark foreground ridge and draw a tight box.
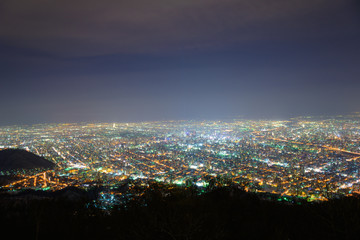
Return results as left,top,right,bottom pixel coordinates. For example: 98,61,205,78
0,148,55,171
1,183,360,240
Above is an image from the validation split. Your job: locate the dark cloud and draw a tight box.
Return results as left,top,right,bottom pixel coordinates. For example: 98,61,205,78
0,0,357,56
0,0,359,125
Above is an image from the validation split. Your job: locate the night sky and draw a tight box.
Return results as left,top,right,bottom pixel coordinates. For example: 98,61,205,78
1,0,359,125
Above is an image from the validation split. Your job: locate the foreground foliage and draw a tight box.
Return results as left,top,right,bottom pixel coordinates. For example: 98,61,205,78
1,184,360,240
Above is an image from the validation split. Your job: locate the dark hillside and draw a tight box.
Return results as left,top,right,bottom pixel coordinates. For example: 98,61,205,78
1,184,360,240
0,149,55,171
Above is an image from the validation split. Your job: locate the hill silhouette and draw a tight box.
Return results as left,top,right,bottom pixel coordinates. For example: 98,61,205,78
0,149,55,171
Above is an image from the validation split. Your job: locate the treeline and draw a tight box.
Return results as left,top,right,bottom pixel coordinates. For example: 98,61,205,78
1,182,360,240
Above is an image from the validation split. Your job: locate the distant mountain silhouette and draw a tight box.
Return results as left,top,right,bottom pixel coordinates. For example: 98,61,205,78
0,149,55,171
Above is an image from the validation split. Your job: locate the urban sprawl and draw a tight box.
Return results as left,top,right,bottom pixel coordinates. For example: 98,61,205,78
1,115,360,204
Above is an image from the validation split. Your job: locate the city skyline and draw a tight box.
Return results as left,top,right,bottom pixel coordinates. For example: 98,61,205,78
1,0,360,125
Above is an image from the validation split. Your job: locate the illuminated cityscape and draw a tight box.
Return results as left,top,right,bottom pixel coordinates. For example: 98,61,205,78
1,0,360,238
1,114,360,202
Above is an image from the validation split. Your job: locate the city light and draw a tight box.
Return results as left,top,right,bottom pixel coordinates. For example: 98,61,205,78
1,115,360,202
